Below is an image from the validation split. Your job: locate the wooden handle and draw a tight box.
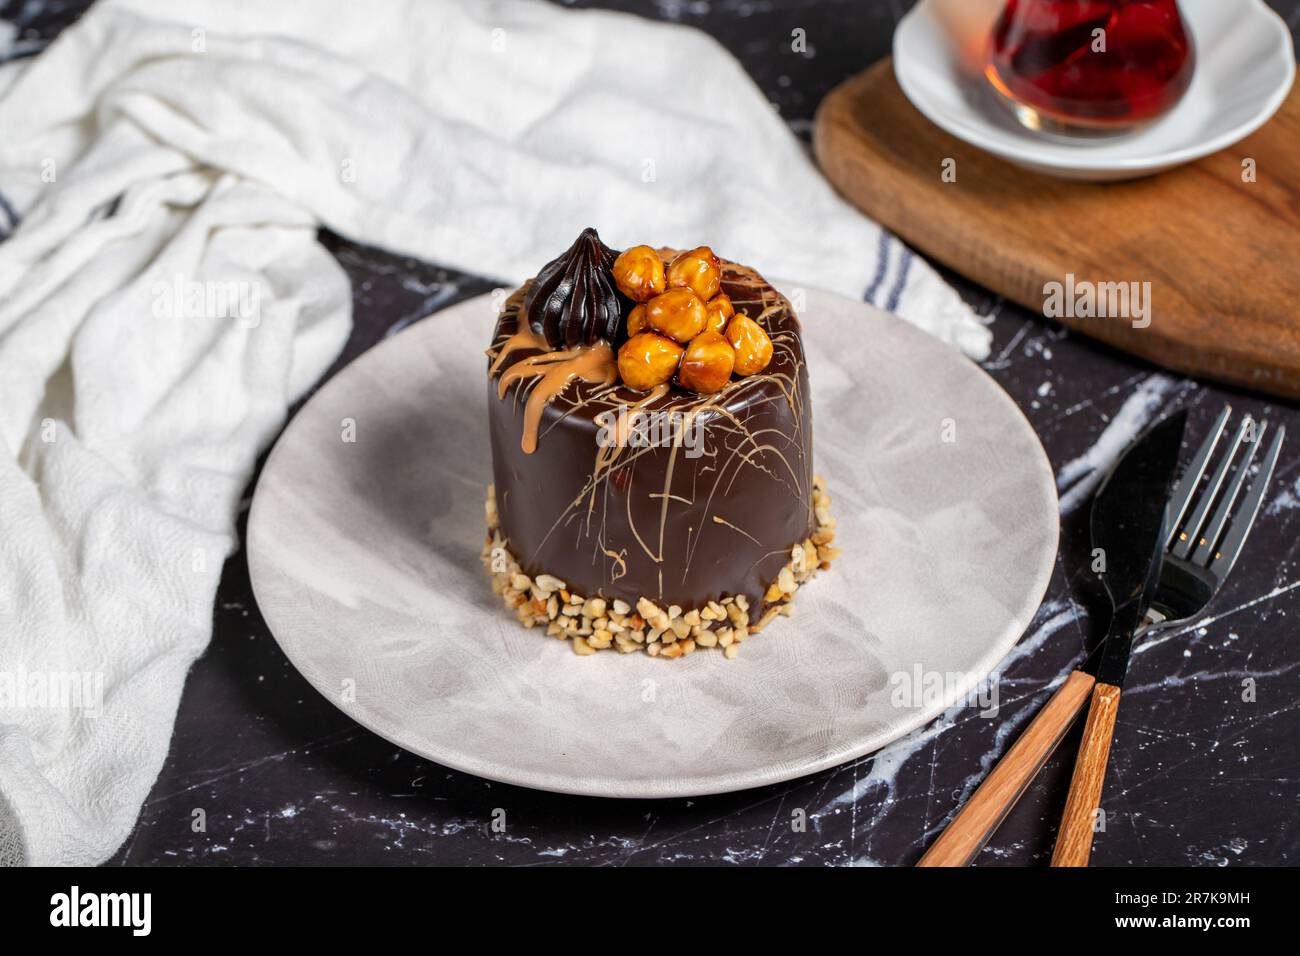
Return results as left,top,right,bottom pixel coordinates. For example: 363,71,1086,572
917,670,1096,867
1051,682,1123,867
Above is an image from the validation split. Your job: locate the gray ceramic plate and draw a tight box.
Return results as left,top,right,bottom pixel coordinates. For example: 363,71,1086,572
247,287,1058,798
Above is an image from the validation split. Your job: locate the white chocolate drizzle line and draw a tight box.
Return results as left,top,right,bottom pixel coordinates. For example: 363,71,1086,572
711,514,762,545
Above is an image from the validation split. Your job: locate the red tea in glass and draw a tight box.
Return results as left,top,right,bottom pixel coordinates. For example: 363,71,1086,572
986,0,1194,133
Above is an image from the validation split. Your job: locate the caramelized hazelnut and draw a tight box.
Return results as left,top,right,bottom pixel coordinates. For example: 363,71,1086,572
677,331,736,394
618,332,684,391
612,245,666,303
704,293,735,334
645,287,707,344
667,246,722,300
627,303,648,336
725,313,774,376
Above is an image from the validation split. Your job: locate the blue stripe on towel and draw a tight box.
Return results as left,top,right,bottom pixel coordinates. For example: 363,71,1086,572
0,189,17,238
864,231,892,303
885,247,914,313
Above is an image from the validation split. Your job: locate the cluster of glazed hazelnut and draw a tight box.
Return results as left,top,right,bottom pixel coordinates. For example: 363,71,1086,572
611,246,774,394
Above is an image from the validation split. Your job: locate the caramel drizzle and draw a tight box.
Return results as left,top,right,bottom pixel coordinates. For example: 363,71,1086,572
487,323,546,379
491,324,617,454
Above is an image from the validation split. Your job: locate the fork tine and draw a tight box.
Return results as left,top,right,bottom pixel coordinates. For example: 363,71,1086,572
1172,413,1249,560
1209,424,1286,580
1191,420,1264,565
1165,405,1230,548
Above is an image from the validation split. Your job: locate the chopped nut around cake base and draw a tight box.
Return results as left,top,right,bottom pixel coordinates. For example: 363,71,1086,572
481,478,839,659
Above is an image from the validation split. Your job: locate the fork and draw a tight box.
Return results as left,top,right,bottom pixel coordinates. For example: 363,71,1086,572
917,405,1285,867
1146,406,1285,634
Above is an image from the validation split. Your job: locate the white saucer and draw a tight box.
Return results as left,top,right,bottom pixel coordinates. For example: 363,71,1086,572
894,0,1295,181
247,287,1058,798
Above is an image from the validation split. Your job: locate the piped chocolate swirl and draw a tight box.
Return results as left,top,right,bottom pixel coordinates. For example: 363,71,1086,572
524,227,626,349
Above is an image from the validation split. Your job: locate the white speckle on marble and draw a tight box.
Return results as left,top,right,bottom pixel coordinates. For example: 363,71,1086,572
1265,475,1300,516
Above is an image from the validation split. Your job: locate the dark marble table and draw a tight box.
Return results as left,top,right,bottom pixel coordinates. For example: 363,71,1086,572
11,0,1295,866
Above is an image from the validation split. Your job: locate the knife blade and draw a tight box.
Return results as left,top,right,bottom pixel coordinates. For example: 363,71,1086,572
1089,408,1187,687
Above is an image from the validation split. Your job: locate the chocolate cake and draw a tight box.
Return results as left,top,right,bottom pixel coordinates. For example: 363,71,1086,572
482,228,837,658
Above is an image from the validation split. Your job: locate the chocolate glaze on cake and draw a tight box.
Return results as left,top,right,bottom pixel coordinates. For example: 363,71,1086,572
486,253,814,611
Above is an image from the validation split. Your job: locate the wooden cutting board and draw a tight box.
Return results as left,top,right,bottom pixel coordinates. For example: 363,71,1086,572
814,59,1300,401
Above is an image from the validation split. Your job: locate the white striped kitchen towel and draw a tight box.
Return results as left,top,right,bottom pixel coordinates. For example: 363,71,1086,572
0,0,989,866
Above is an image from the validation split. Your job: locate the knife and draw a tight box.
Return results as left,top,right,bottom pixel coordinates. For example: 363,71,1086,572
1050,409,1187,867
917,410,1187,867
